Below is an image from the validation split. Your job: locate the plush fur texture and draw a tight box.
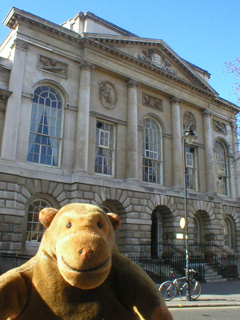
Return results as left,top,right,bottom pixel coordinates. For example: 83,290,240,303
0,203,173,320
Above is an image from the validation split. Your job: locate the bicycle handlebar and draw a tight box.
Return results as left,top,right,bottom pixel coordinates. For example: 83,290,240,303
170,269,197,276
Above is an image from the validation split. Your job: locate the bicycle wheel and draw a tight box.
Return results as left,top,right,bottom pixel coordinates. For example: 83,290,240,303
189,280,201,300
159,281,177,301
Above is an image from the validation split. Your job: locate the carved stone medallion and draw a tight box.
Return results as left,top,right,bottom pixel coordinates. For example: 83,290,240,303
99,81,117,109
183,111,196,131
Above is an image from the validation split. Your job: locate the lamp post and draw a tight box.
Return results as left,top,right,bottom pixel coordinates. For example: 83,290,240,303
183,127,197,301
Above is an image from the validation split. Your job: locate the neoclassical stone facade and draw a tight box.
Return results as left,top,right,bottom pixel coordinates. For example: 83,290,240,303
0,8,240,268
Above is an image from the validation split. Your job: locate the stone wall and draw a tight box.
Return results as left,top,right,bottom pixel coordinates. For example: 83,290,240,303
1,172,240,257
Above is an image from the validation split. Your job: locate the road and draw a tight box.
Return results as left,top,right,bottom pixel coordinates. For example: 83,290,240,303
170,306,240,320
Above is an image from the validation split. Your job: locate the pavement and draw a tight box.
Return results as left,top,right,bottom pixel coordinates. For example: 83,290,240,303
158,280,240,308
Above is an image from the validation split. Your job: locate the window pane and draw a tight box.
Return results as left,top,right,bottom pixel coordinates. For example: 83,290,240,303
142,118,161,184
215,141,228,195
26,199,50,243
95,121,114,175
185,146,197,190
27,86,62,167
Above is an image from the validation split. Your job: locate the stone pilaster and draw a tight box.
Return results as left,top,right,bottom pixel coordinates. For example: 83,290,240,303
1,39,28,160
171,97,183,188
230,121,239,199
202,110,217,193
74,61,94,172
126,79,140,180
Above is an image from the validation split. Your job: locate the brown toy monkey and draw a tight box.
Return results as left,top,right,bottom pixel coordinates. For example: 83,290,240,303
0,203,173,320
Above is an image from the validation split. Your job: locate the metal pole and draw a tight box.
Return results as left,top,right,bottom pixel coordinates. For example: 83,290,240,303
183,138,191,301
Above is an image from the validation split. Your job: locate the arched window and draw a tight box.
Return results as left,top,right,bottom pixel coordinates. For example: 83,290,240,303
26,199,51,243
215,140,228,195
142,118,162,184
27,85,63,167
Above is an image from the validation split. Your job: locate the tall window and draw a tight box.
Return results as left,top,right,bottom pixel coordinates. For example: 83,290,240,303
95,120,115,175
26,199,50,243
142,118,162,184
185,146,197,190
27,86,63,167
215,140,228,195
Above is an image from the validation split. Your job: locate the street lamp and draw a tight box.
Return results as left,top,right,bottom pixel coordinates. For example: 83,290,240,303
183,127,197,301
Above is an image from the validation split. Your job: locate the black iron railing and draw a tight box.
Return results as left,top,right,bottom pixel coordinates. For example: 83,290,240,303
129,241,238,283
0,252,32,275
0,242,238,282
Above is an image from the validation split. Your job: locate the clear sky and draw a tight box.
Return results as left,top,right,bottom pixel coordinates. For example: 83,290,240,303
1,0,240,106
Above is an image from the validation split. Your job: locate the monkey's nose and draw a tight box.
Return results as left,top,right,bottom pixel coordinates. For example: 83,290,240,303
79,249,91,260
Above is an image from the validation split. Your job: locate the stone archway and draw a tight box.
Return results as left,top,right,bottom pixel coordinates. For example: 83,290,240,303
151,205,174,258
99,199,126,252
194,210,212,243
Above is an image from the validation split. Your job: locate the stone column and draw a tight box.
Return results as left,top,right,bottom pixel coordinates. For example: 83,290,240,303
1,39,27,160
126,79,139,180
202,110,217,193
74,61,94,172
171,97,183,188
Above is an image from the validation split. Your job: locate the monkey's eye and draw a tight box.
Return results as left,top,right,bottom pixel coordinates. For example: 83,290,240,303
66,222,72,229
97,221,103,229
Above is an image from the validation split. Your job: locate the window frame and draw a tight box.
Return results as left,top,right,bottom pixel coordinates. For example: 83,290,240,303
142,117,162,184
95,120,115,176
214,140,229,195
185,145,198,190
26,199,51,245
27,85,63,167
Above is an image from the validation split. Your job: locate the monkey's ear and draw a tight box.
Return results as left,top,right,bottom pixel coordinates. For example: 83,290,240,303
107,213,121,231
39,208,59,228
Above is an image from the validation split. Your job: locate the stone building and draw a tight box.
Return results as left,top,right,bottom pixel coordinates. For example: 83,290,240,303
0,7,240,274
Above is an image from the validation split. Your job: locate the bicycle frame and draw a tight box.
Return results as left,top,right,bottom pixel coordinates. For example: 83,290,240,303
171,270,197,296
159,269,201,301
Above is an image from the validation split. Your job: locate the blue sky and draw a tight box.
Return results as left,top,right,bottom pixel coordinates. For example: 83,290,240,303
1,0,240,106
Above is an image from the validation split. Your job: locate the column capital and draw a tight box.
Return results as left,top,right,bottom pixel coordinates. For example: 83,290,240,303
170,96,182,104
13,39,28,51
202,109,212,117
79,60,95,71
230,120,237,130
127,79,140,88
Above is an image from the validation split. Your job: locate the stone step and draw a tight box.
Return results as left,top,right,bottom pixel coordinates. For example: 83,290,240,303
205,277,227,283
204,264,227,282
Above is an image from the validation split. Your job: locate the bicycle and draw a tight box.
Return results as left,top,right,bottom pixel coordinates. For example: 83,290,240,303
159,269,201,301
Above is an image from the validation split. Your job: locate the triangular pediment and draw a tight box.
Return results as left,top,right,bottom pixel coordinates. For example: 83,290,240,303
84,34,218,96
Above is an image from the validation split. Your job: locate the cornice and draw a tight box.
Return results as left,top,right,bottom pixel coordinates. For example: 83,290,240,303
3,8,215,97
90,111,127,126
212,96,240,114
3,8,239,115
83,37,240,114
4,7,83,43
86,36,217,94
82,37,215,97
72,11,138,37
